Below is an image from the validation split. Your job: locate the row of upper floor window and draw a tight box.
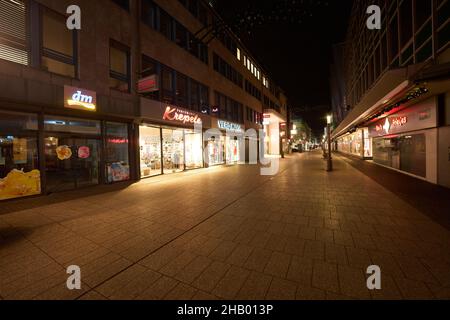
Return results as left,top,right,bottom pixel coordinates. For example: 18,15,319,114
0,0,282,121
213,53,244,88
213,91,244,124
176,0,282,100
345,0,449,107
138,0,283,104
263,95,281,114
348,0,448,74
141,0,208,64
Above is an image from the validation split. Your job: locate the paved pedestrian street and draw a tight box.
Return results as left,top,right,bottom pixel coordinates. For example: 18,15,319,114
1,151,450,300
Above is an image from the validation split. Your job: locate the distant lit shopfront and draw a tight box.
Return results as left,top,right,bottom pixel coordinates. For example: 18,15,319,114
0,86,132,201
336,128,372,159
368,98,438,183
263,110,287,156
139,99,209,177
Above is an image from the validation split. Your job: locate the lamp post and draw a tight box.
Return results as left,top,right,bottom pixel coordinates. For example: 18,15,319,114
326,115,333,172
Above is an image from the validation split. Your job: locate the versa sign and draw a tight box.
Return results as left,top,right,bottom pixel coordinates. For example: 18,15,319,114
218,120,243,133
64,86,96,111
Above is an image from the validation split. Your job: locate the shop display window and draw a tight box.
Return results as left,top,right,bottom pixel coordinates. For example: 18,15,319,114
185,130,203,170
162,128,184,173
44,116,101,193
373,133,426,178
106,122,130,183
226,136,240,163
140,126,162,177
207,136,225,166
0,111,40,200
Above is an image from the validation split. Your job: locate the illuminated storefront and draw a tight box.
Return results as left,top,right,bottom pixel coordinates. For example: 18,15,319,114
0,86,131,201
368,98,438,183
336,128,372,159
139,99,209,177
263,111,286,156
215,119,244,164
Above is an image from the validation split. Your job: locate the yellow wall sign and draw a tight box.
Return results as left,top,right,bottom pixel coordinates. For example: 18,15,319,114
64,86,97,111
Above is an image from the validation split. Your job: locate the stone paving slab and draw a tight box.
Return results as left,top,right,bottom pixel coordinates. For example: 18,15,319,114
1,151,450,300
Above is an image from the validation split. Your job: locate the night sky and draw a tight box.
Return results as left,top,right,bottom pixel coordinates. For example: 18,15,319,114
214,0,353,136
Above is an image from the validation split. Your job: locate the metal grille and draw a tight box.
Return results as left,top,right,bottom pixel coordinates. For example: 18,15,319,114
0,0,28,65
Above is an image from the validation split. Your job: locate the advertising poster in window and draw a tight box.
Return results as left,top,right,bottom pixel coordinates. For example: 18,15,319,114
0,169,41,200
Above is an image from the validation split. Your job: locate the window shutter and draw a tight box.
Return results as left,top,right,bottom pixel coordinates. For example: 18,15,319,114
0,0,28,65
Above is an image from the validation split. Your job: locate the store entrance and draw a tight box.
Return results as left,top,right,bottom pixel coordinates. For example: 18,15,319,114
162,128,184,174
45,135,100,193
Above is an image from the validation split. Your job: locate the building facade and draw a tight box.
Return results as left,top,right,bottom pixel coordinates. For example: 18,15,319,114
331,0,450,187
0,0,288,201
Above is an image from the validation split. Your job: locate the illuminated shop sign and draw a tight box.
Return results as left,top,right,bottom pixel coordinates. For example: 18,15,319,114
218,120,243,133
211,106,219,114
162,106,202,125
138,74,159,93
108,138,129,144
64,86,96,111
376,116,407,134
263,114,270,125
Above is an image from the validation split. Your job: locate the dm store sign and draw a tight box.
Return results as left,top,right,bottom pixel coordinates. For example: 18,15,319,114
64,86,97,112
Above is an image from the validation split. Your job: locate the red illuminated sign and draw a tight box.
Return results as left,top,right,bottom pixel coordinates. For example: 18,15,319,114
108,138,129,144
376,116,407,134
162,106,202,125
138,75,159,93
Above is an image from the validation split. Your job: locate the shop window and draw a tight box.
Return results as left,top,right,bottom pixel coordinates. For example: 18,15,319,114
185,130,203,170
176,72,188,107
0,111,39,201
207,135,225,166
0,0,28,65
162,128,184,173
373,134,426,178
106,122,130,183
140,126,162,177
41,7,77,77
109,40,130,93
43,116,101,193
159,9,173,40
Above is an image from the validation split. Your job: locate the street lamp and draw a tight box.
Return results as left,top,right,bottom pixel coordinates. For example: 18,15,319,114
326,115,333,172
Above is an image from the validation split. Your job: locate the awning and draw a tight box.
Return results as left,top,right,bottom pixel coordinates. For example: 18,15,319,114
332,68,410,139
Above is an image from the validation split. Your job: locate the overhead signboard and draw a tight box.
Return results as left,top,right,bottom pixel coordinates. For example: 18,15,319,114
64,86,97,112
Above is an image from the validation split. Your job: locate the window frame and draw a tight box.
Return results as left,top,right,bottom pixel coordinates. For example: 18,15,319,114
40,6,78,78
109,40,131,93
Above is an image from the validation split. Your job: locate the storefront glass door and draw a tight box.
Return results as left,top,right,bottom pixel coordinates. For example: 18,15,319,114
185,130,203,169
45,136,100,193
139,126,162,178
162,128,184,173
